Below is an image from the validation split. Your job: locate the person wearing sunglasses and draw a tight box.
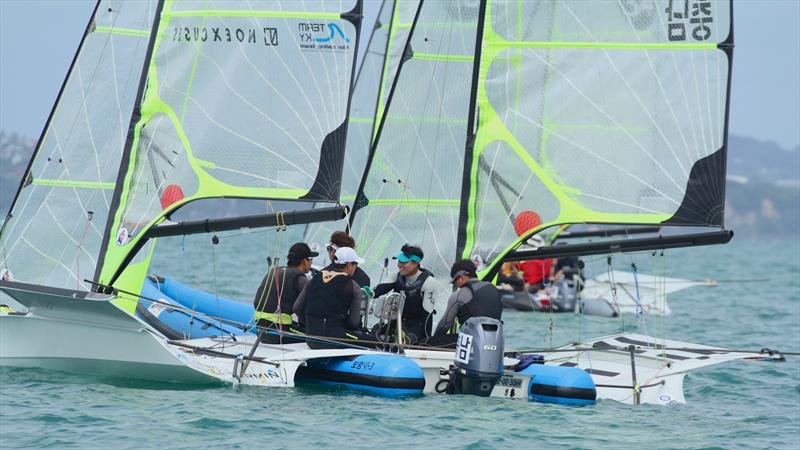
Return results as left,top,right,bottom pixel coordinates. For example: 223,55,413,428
427,259,503,347
253,242,318,344
372,244,445,343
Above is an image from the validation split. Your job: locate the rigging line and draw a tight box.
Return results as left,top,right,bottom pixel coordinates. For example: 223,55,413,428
366,0,397,145
508,345,796,357
40,202,97,288
75,212,94,290
41,200,98,267
483,170,540,263
87,279,250,332
416,7,462,251
349,0,426,227
125,119,177,227
607,256,624,332
211,236,220,318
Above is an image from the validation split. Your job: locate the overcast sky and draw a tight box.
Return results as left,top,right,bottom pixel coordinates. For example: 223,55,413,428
1,0,798,150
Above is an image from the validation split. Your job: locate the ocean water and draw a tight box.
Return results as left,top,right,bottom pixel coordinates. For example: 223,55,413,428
1,236,798,449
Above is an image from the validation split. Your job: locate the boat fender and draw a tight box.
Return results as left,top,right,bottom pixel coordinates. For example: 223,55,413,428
517,364,597,406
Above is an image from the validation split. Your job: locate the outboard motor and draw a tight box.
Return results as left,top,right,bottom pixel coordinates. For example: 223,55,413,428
551,277,578,312
448,317,504,397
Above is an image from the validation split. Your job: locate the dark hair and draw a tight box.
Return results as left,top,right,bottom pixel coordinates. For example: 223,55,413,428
450,259,477,279
329,231,356,249
401,243,423,261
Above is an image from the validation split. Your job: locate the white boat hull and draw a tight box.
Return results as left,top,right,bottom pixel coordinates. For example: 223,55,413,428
0,281,215,383
1,282,775,405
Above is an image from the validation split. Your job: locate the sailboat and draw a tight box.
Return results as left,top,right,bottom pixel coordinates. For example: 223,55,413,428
0,0,786,406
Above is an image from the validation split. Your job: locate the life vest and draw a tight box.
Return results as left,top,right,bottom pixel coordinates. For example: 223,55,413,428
304,270,354,326
253,267,305,325
394,268,433,321
456,280,503,326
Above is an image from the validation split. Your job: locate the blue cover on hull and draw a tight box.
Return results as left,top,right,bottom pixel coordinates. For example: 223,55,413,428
136,279,246,340
296,354,425,396
156,277,255,325
517,364,596,405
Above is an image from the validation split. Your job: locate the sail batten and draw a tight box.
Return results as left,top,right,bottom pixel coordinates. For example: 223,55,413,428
94,0,363,284
0,0,160,291
348,0,733,284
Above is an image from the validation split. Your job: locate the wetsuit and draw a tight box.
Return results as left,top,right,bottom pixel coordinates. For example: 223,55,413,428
427,280,503,347
293,270,362,349
373,268,441,342
253,266,307,344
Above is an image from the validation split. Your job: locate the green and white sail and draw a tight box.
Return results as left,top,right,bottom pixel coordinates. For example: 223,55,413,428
350,0,481,279
0,1,159,290
350,0,733,280
303,0,399,255
1,0,363,305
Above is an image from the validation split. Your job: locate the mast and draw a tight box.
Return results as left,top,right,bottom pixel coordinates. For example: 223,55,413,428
92,0,166,287
455,0,488,261
367,0,398,147
349,0,425,226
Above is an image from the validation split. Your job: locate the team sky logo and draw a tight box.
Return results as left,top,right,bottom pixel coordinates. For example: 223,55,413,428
298,22,350,51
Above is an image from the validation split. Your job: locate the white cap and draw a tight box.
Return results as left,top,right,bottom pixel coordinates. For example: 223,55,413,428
334,247,364,265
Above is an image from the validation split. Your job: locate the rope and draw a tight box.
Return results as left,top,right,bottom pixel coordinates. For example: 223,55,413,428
607,256,625,332
75,211,93,290
211,235,220,318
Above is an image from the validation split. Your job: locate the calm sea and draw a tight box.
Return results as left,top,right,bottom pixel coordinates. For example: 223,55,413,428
1,236,798,449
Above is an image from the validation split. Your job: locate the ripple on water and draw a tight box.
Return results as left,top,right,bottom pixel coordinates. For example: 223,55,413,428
1,239,799,449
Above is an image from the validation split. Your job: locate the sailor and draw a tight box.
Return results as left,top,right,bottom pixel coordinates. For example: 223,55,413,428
253,242,317,344
325,231,371,288
372,244,445,342
427,259,503,347
293,247,366,349
519,258,553,293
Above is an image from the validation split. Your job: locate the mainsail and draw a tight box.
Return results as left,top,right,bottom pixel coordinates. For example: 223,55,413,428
302,0,400,258
0,1,159,290
303,0,426,263
0,0,363,303
350,0,733,281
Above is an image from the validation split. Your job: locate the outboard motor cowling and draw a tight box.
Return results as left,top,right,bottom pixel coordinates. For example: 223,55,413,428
552,277,578,312
451,317,504,396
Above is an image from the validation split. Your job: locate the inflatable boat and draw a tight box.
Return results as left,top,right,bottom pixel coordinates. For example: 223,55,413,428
138,275,594,403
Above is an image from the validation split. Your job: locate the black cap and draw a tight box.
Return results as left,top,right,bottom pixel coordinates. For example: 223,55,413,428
450,259,477,282
288,242,319,261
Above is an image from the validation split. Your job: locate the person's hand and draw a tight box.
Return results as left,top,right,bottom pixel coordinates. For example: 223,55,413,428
361,286,375,298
